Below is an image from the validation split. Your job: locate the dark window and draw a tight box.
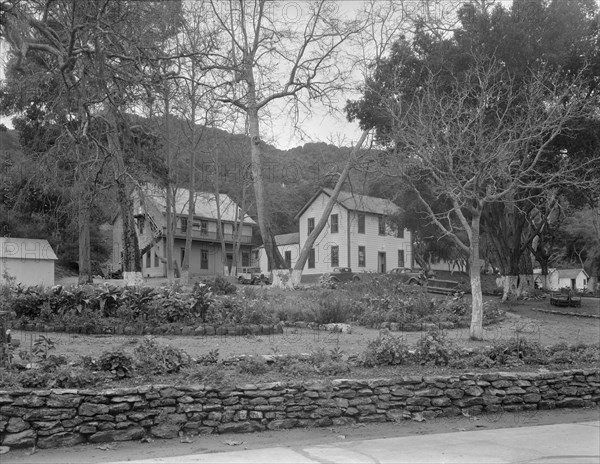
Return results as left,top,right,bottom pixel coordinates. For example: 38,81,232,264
396,227,404,239
146,252,151,268
180,248,185,265
358,214,365,234
358,246,365,267
201,249,209,269
308,248,315,269
136,217,145,232
398,250,405,268
181,217,187,232
242,250,250,267
378,216,386,235
330,246,339,267
330,214,339,233
154,252,159,267
308,217,315,235
285,250,292,268
201,221,208,234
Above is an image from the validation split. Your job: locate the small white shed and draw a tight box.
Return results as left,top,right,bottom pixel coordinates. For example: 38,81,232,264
534,268,589,291
0,237,58,287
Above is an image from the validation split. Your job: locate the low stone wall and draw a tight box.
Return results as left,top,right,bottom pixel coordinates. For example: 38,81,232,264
1,369,598,449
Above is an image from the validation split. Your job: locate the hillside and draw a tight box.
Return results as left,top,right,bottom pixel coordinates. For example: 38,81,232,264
0,122,378,268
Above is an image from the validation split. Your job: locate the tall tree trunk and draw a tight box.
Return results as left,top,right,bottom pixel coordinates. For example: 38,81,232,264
181,177,195,285
108,108,142,285
290,130,370,287
230,183,247,278
77,192,93,285
246,81,285,273
469,212,484,341
214,150,229,276
164,94,175,282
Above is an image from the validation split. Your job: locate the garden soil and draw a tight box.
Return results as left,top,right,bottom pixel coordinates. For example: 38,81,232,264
9,300,599,363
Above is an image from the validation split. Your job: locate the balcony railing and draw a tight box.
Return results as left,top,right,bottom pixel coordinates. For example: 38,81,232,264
175,228,255,244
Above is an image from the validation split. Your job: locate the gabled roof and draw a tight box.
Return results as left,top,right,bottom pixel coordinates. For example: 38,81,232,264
535,268,590,279
255,232,299,249
295,188,400,220
555,268,589,279
139,185,255,225
274,232,299,246
0,237,58,260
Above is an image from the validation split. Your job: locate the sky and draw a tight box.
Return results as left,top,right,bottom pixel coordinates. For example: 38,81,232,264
0,1,515,151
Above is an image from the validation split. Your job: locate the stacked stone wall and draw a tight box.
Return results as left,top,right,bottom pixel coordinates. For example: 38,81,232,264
1,369,598,449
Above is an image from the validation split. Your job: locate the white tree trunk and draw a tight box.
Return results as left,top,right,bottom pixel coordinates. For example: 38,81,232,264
290,269,303,287
469,264,484,340
271,269,294,289
501,274,535,301
123,271,144,286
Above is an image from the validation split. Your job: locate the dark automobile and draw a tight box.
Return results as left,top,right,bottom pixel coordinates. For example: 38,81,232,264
387,267,427,285
328,267,360,283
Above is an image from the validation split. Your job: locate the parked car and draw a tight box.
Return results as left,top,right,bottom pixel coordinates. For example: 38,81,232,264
387,267,427,285
328,267,360,283
237,267,267,285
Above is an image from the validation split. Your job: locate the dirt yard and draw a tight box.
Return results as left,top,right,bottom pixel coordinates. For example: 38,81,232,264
8,298,599,363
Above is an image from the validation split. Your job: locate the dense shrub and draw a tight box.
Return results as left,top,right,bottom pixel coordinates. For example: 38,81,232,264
360,334,411,367
415,331,454,366
98,350,134,378
210,276,237,295
134,337,192,374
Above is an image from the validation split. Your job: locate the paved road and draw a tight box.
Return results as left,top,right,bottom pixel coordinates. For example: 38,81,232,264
106,420,600,464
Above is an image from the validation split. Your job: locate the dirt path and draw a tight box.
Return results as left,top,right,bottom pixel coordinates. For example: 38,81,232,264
3,408,599,464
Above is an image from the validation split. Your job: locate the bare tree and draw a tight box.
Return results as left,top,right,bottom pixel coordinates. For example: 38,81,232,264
202,0,363,286
381,57,594,339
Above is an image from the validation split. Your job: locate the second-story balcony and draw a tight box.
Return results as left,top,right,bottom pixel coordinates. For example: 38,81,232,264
174,228,255,245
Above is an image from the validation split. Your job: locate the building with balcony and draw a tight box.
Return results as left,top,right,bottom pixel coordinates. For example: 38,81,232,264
112,185,257,278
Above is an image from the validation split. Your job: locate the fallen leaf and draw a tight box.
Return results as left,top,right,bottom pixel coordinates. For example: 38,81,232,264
180,437,193,444
337,435,346,440
140,437,154,444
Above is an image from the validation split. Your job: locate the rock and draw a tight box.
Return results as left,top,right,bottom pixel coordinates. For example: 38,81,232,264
217,421,265,434
89,427,145,443
464,386,484,397
6,417,28,433
267,419,298,430
150,423,180,439
1,430,36,448
556,398,585,408
37,432,85,449
79,403,109,416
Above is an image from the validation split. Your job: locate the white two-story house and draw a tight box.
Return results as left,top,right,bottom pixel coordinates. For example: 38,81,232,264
278,188,413,276
112,185,257,278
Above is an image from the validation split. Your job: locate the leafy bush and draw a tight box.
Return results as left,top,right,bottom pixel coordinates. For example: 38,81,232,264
360,334,411,367
314,292,349,324
98,350,134,378
415,331,453,366
183,364,225,385
237,357,270,375
484,338,545,365
210,276,237,295
319,274,338,289
134,337,192,374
